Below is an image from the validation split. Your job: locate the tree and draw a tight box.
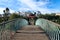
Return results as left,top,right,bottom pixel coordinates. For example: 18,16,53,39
51,13,56,16
5,8,10,15
3,8,10,21
0,17,2,23
9,13,20,20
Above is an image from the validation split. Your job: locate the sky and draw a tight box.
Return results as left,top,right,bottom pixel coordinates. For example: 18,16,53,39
0,0,60,14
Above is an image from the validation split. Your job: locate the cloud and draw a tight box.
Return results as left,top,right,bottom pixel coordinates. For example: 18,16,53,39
0,0,60,14
0,0,20,10
18,0,39,11
19,8,32,11
34,0,49,6
18,0,51,13
10,9,15,13
18,0,60,14
0,8,5,14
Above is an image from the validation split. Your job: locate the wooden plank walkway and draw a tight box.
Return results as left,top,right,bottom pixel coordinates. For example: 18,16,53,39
11,25,50,40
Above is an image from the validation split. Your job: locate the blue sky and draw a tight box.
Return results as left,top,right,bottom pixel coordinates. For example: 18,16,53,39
0,0,60,14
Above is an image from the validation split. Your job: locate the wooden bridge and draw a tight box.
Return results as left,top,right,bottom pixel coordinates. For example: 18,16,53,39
11,25,49,40
0,18,60,40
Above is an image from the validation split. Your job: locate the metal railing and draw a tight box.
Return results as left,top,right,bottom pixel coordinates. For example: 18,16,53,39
36,18,60,40
0,18,28,40
1,18,59,40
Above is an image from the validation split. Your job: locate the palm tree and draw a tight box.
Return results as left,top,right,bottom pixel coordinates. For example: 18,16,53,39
3,8,10,21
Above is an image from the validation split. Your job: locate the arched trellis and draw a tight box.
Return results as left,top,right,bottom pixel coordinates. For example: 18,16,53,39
0,18,28,40
35,18,60,40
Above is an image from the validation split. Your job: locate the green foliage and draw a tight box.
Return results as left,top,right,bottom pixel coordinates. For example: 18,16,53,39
39,14,60,24
0,17,2,23
9,13,20,20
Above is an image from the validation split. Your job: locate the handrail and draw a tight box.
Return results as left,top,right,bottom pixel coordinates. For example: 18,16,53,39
36,18,60,40
43,18,60,28
0,18,18,40
0,18,28,40
0,18,18,24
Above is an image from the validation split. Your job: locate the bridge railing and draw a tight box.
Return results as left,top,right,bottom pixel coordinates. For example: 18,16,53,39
0,19,18,40
36,18,60,40
0,18,28,40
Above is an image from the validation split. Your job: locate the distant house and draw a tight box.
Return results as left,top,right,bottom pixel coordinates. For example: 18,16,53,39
56,13,60,16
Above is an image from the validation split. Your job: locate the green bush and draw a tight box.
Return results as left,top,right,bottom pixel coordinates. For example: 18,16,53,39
9,13,20,20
